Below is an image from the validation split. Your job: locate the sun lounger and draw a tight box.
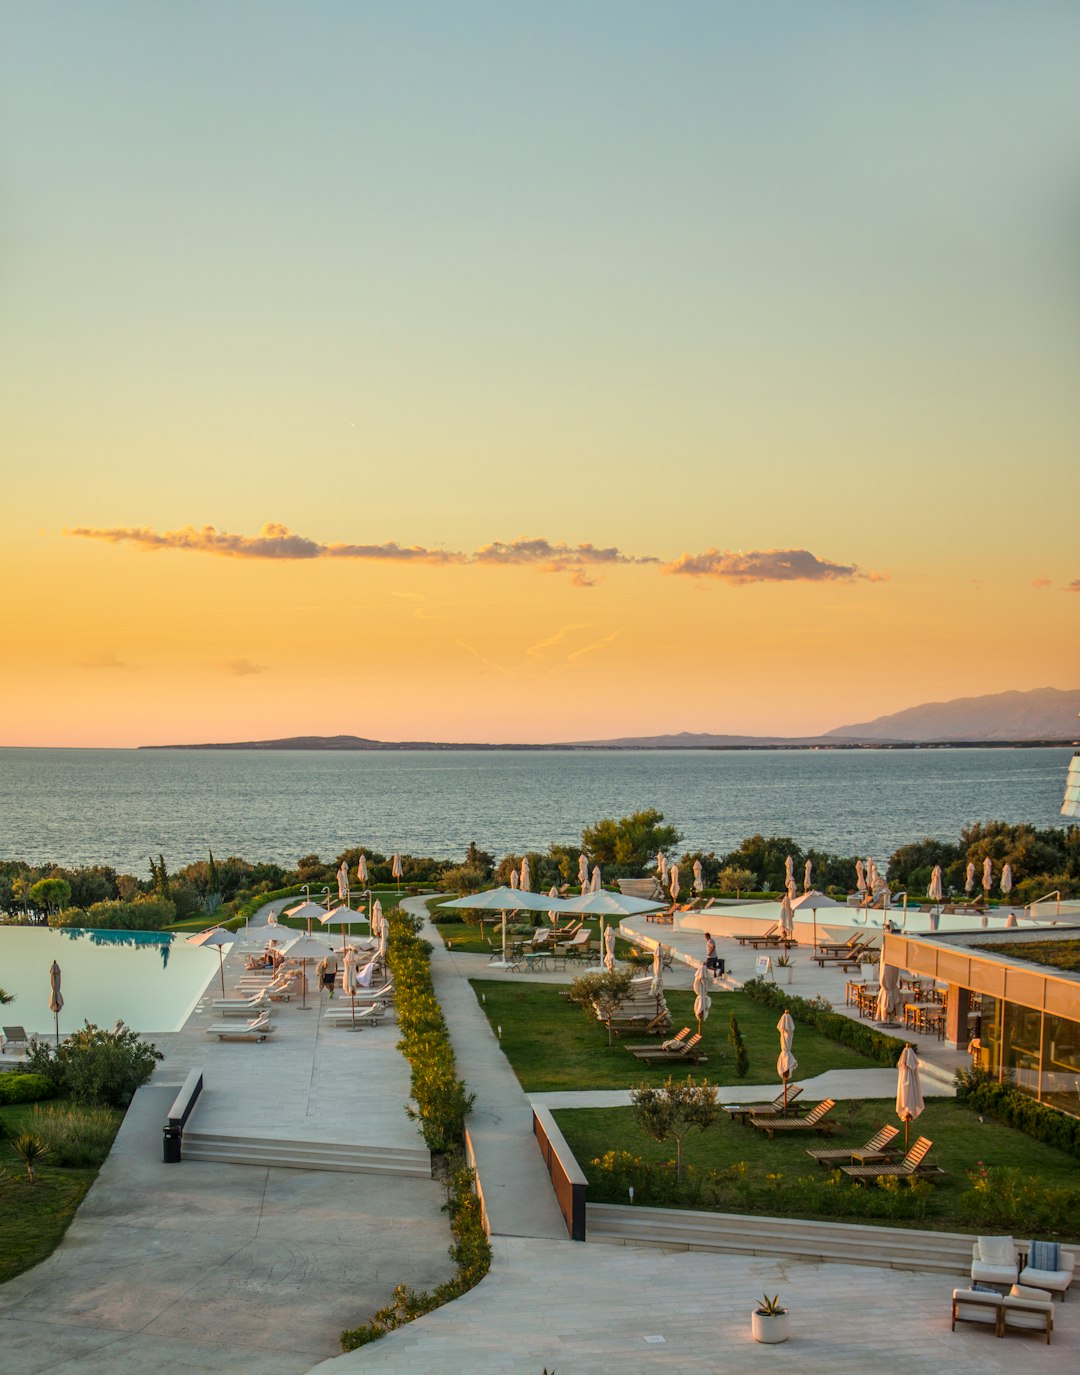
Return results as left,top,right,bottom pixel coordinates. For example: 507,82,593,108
736,923,780,948
205,1013,274,1041
632,1032,704,1063
2,1026,29,1053
346,981,394,1004
321,1003,386,1028
211,991,271,1015
840,1135,939,1180
751,1098,837,1138
806,1124,899,1165
724,1085,805,1124
622,1023,690,1051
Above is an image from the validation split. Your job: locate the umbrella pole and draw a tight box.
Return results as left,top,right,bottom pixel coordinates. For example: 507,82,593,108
783,1074,788,1112
218,947,226,999
501,908,507,964
55,1010,60,1048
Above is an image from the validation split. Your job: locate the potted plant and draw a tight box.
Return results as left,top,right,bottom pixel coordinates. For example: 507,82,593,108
751,1293,789,1344
775,953,793,985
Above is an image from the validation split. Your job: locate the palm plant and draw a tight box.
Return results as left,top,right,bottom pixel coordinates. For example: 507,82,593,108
11,1132,50,1184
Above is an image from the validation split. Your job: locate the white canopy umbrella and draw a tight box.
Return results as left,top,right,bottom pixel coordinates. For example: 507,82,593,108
590,865,602,893
578,854,589,893
650,943,664,998
786,877,797,902
776,1010,798,1111
692,859,703,894
519,857,531,892
319,904,370,956
374,900,387,956
49,959,64,1047
793,888,844,950
803,859,812,892
510,868,519,890
336,861,349,901
280,933,335,1008
982,856,993,896
391,853,404,888
603,924,616,972
875,962,902,1024
284,899,329,934
693,961,711,1034
559,890,663,917
855,860,866,896
341,947,362,1027
669,863,680,904
356,852,368,886
1001,862,1013,896
896,1044,925,1147
779,892,794,940
187,925,234,998
868,858,879,889
965,861,976,895
440,886,558,967
784,855,795,888
928,866,944,903
657,851,668,882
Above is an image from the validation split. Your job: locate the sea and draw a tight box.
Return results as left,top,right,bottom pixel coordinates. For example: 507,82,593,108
0,746,1073,876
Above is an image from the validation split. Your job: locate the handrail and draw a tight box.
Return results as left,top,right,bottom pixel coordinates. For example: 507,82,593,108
1025,890,1062,917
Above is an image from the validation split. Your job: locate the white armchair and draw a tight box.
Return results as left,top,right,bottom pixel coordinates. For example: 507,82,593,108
970,1235,1020,1290
1019,1244,1075,1300
1002,1284,1054,1343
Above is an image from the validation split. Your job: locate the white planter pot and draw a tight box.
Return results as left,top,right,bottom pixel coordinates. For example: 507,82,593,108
751,1310,790,1344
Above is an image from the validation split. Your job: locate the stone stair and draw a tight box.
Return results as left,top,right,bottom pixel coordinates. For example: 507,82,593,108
180,1129,431,1178
586,1203,973,1274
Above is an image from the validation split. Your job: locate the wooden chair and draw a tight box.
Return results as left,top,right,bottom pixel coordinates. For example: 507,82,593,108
806,1124,899,1166
632,1032,704,1064
841,1135,940,1180
724,1085,805,1125
751,1098,838,1138
622,1024,690,1052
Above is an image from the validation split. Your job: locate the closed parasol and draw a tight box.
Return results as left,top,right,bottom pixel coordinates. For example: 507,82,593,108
49,960,63,1047
776,1009,797,1111
928,866,943,903
693,961,711,1035
896,1044,925,1147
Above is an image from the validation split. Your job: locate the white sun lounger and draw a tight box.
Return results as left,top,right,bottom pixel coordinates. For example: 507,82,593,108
321,1003,386,1029
211,991,271,1016
205,1014,274,1041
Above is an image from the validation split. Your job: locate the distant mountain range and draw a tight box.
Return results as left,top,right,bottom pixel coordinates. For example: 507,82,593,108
141,686,1080,750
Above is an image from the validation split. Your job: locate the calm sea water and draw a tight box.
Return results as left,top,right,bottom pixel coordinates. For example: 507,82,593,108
0,747,1071,875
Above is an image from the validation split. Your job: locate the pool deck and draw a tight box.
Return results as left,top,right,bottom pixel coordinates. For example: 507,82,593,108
1,894,1077,1374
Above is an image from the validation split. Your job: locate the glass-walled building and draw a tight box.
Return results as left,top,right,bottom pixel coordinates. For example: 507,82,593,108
883,927,1080,1120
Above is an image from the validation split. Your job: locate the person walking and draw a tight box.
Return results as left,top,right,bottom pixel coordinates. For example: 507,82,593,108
318,950,339,998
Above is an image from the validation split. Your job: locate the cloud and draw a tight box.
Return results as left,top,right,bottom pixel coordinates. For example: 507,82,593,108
80,650,134,670
472,537,657,573
1067,580,1080,593
226,658,266,676
1032,576,1052,590
566,630,620,662
662,547,871,584
65,522,463,565
525,624,592,658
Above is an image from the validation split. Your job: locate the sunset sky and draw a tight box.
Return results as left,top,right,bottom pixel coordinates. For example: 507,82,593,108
4,3,1078,747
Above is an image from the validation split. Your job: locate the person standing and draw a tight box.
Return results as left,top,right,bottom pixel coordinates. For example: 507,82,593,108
704,932,722,978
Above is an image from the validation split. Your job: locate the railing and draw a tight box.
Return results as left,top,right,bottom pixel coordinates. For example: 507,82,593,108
1026,890,1062,917
532,1105,587,1241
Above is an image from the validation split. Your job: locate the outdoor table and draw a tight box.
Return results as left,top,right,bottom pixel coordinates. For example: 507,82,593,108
522,951,552,973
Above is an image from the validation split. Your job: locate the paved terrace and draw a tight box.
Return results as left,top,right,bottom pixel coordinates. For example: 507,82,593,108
2,896,1076,1375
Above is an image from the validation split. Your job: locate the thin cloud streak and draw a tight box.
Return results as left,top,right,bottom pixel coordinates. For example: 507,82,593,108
663,547,873,584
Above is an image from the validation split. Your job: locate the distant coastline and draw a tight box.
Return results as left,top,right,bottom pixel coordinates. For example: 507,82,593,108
139,736,1078,752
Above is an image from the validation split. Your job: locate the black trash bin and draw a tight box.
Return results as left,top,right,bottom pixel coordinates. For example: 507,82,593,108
163,1124,182,1164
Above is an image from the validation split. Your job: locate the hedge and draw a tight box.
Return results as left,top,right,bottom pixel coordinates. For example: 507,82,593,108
955,1067,1080,1159
741,977,909,1067
0,1072,57,1105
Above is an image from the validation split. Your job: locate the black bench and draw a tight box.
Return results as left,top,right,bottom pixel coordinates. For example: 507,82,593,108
162,1067,204,1163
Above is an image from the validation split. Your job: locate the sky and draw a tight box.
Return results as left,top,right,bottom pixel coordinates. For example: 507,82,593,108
3,2,1078,746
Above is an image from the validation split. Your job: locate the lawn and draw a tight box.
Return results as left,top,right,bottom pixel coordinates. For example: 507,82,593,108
430,898,643,960
970,939,1080,974
470,981,880,1092
0,1099,123,1284
552,1097,1080,1237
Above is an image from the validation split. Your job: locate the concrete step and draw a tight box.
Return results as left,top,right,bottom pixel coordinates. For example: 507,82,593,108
586,1203,972,1274
181,1130,431,1177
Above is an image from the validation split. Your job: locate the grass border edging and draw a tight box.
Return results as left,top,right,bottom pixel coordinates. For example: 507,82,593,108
741,976,909,1066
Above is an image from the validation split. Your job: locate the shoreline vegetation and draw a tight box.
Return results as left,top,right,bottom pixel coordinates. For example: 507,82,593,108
137,739,1078,751
2,812,1077,932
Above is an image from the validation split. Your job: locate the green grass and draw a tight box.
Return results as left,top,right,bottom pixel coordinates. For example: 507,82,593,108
970,939,1080,974
431,899,640,959
553,1097,1080,1235
0,1098,122,1283
470,981,880,1092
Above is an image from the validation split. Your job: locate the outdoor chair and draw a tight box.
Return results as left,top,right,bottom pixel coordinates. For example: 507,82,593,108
970,1236,1021,1290
322,1003,386,1028
744,924,781,948
840,1135,940,1180
622,1024,690,1052
806,1124,899,1166
205,1012,274,1041
1002,1285,1055,1342
211,990,271,1015
1018,1242,1076,1300
951,1288,1006,1336
2,1026,29,1053
631,1032,704,1063
723,1085,805,1124
751,1098,838,1138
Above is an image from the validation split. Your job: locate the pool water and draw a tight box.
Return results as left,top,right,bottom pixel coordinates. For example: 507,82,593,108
0,926,220,1035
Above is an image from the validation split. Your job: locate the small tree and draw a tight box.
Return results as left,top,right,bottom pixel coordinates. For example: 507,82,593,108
716,866,756,899
12,1132,49,1184
630,1075,721,1177
23,1022,162,1107
567,969,634,1047
28,877,72,916
728,1012,749,1079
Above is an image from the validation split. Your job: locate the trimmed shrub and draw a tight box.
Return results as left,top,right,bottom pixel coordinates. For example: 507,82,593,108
22,1022,162,1107
0,1073,57,1105
955,1067,1080,1159
741,978,908,1066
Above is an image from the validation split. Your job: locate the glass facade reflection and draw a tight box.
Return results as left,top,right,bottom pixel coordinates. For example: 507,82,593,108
978,995,1080,1118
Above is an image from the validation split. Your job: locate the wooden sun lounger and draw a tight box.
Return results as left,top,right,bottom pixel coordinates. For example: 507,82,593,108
735,923,778,947
751,1098,837,1138
724,1085,805,1124
632,1032,705,1064
806,1124,899,1166
622,1025,691,1052
613,1011,672,1039
840,1136,942,1180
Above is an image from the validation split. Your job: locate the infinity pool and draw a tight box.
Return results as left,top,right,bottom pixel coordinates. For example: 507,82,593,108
0,926,221,1035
